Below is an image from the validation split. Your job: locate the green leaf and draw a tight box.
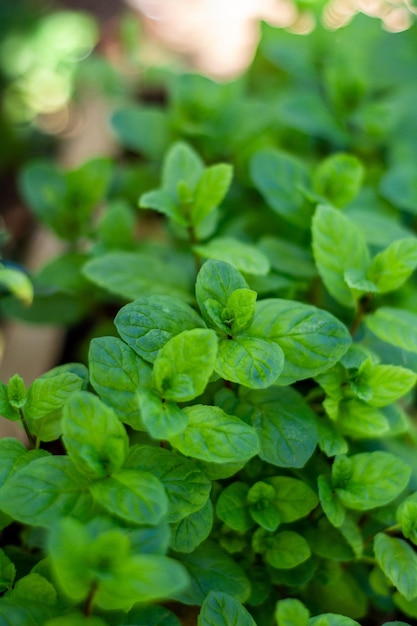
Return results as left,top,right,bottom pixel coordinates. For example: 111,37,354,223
122,605,181,625
247,482,280,532
126,444,211,523
170,500,213,553
316,419,348,457
19,161,67,236
0,267,33,305
380,164,417,214
248,299,351,385
216,335,284,389
192,164,233,226
397,495,417,545
366,307,417,353
0,438,34,484
275,598,310,626
115,295,204,363
174,541,251,605
6,374,26,410
96,200,136,251
224,288,257,334
215,482,253,532
266,476,319,522
308,613,361,625
83,251,192,301
90,469,168,526
137,389,188,439
312,204,370,307
194,238,270,276
250,149,313,228
259,236,317,279
374,533,417,601
169,404,259,464
111,106,170,159
153,329,218,401
7,573,57,606
140,188,183,223
45,614,108,626
0,549,16,593
368,238,417,293
332,452,410,510
196,259,248,328
198,591,257,626
89,336,152,429
313,153,364,208
0,383,20,421
357,361,417,407
62,391,129,479
162,142,204,197
318,474,346,527
0,599,53,624
242,387,318,468
24,372,84,420
0,456,93,527
336,398,389,439
263,531,311,569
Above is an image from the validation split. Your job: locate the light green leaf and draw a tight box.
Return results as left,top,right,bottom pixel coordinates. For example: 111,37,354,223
374,533,417,601
216,335,284,389
336,398,389,438
0,549,16,593
170,500,213,553
242,387,318,468
397,494,417,545
45,614,108,626
111,106,170,159
62,391,129,479
115,295,204,363
312,204,370,307
7,573,57,607
122,605,181,625
264,531,311,569
369,238,417,293
192,163,233,226
25,372,84,420
313,153,364,208
90,469,168,526
248,299,351,385
174,541,251,605
366,307,417,353
7,374,26,410
89,336,152,429
126,444,211,523
259,236,317,279
169,405,259,464
225,288,257,334
275,598,310,626
194,238,270,276
316,419,348,457
162,142,204,197
357,361,417,407
380,164,417,215
216,482,253,532
318,474,346,527
266,476,319,522
140,188,182,222
0,383,20,421
0,456,93,527
153,329,218,401
196,259,248,328
83,251,192,301
250,149,313,228
308,613,360,625
0,267,33,305
332,452,410,510
137,389,188,439
198,591,257,626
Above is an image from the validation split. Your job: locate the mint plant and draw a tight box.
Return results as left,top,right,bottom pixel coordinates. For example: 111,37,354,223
1,11,417,626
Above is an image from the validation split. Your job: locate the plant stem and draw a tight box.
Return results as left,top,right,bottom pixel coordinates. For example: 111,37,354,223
187,226,202,274
18,408,36,449
83,580,98,617
349,294,372,337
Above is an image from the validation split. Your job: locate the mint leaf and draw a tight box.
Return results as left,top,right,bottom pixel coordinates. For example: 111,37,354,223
366,307,417,353
336,399,389,438
0,383,20,421
169,405,259,464
356,362,417,407
308,615,360,626
249,299,351,384
62,391,129,479
0,548,16,593
89,336,152,429
115,295,204,363
313,153,364,208
198,591,257,626
192,164,233,226
266,476,318,522
250,149,313,228
25,372,84,420
153,329,218,401
170,500,213,553
247,482,280,532
83,251,192,301
174,541,251,605
111,106,170,159
194,238,270,276
312,204,370,307
216,335,284,389
242,387,318,468
0,438,27,484
369,238,417,293
332,452,410,510
90,469,168,525
262,531,311,569
7,374,26,409
122,605,181,625
0,457,93,527
259,236,316,279
7,573,57,606
126,444,211,523
275,598,310,626
137,389,188,439
216,482,253,532
374,533,417,601
162,142,204,197
318,475,346,527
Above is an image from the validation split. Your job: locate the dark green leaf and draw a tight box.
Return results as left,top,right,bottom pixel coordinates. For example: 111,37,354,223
198,591,257,626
